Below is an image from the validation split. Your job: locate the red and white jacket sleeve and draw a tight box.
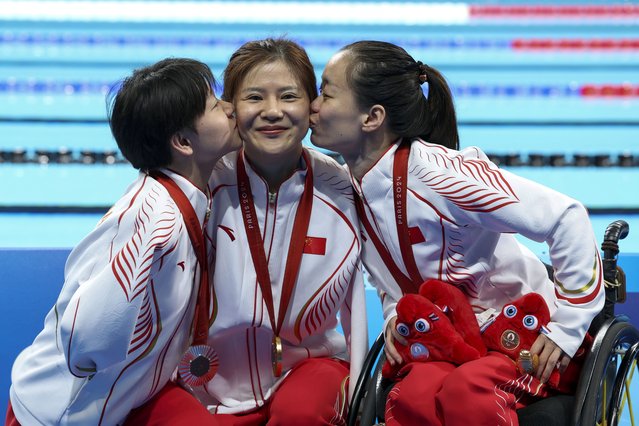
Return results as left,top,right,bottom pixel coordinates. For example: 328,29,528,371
58,200,183,377
434,146,604,356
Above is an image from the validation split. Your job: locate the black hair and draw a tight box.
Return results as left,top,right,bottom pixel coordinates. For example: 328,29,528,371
107,58,215,170
341,41,459,149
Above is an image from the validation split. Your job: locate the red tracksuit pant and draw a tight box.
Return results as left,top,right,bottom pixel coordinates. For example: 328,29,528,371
124,357,350,426
385,352,549,426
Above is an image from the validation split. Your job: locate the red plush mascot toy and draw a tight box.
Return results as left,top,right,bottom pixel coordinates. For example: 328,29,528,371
481,292,591,394
382,281,590,393
382,279,487,379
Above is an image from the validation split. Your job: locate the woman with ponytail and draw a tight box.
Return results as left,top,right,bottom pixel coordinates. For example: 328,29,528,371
310,40,603,425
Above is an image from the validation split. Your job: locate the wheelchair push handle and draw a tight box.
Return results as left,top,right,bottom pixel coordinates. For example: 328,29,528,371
603,220,629,248
602,220,629,265
601,220,629,303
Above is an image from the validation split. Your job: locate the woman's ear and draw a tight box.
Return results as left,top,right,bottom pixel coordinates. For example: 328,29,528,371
362,104,387,133
169,131,194,156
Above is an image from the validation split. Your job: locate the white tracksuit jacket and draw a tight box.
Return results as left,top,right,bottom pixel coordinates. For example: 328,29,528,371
10,169,208,425
354,139,604,357
194,148,368,414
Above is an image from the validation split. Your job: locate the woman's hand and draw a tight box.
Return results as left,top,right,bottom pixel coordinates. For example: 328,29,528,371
384,316,407,366
529,334,571,383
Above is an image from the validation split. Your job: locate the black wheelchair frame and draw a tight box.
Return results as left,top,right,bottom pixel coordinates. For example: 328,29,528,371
348,220,638,426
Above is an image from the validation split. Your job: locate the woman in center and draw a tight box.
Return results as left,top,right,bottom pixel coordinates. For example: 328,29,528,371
193,38,367,424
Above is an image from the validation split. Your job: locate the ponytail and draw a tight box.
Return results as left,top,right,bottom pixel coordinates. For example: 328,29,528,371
419,65,459,150
341,41,459,150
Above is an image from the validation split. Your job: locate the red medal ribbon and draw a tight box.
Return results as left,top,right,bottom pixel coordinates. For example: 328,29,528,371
354,140,422,295
236,149,314,341
150,171,210,346
392,140,424,285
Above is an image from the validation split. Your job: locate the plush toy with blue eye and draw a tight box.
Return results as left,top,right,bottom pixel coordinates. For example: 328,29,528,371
481,292,590,394
381,279,487,379
481,292,551,362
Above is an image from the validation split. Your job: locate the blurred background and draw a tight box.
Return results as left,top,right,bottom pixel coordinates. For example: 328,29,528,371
1,0,638,414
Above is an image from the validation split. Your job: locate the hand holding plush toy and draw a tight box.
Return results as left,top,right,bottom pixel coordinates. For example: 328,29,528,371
382,279,487,379
481,292,590,394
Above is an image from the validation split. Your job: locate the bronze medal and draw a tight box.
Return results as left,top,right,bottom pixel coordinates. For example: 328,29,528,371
272,336,283,377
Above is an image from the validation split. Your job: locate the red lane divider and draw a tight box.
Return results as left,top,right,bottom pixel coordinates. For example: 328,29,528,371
580,84,639,97
512,39,639,50
471,5,639,18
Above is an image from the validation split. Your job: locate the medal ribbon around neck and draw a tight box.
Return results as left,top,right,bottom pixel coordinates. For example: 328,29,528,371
354,140,423,295
150,171,218,386
236,150,314,375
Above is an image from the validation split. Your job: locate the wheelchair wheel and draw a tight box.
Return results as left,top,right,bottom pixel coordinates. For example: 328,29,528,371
575,321,639,426
359,355,385,426
609,340,639,426
348,332,385,426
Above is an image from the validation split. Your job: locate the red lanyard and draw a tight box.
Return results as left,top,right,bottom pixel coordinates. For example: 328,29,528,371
392,140,424,285
354,140,423,295
236,150,313,339
150,171,210,346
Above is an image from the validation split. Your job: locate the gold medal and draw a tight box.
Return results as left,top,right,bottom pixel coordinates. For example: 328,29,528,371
238,152,313,380
517,349,539,375
272,335,283,377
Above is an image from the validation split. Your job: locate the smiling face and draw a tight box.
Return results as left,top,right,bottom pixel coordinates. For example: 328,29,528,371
234,60,310,162
310,51,365,158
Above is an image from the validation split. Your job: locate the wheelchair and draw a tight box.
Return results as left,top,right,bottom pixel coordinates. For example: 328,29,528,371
348,220,638,426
